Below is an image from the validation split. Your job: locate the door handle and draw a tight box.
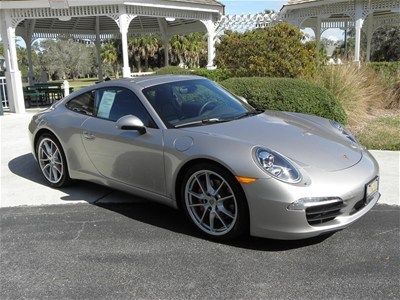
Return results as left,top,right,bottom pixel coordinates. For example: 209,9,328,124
83,131,95,140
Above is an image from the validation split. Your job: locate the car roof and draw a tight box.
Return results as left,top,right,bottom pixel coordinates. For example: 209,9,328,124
65,74,207,101
102,74,205,89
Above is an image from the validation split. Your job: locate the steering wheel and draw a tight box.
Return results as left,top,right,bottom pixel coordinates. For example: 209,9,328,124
199,101,217,116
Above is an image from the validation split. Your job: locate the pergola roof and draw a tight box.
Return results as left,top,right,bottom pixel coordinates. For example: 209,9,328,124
4,0,225,41
17,16,204,40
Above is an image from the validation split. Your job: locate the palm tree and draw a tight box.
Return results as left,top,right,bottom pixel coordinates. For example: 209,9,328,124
101,42,120,78
142,35,160,70
171,35,189,67
185,33,206,68
128,37,147,72
170,33,206,68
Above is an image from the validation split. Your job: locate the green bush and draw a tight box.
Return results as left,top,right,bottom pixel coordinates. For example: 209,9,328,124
367,61,400,85
155,66,192,75
192,68,232,82
154,66,231,82
216,22,323,78
221,77,347,124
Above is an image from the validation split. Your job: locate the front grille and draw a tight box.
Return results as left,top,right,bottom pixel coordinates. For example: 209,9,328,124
306,200,345,225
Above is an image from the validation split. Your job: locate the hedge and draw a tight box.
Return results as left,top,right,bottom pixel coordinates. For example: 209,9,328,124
155,66,231,82
367,61,400,83
155,66,192,75
221,77,347,124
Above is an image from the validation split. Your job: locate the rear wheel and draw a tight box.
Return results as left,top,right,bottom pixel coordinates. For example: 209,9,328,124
36,133,71,188
181,163,249,240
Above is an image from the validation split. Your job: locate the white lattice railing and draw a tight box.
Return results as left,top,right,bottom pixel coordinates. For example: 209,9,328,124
0,77,9,110
216,13,278,35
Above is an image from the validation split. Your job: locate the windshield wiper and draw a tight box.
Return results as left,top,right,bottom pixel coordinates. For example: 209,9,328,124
175,118,227,128
233,109,264,120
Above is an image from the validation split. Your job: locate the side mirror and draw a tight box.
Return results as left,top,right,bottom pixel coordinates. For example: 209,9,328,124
238,96,248,104
115,115,146,134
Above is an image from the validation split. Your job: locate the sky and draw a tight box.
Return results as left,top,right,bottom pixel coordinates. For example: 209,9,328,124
220,0,285,14
219,0,344,41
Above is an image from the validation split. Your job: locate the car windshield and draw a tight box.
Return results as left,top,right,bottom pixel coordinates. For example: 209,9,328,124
142,79,258,128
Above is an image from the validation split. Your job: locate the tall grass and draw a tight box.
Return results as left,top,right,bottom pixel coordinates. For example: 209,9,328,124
310,64,397,130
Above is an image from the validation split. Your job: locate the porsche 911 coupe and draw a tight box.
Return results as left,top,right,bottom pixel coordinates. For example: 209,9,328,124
28,75,380,240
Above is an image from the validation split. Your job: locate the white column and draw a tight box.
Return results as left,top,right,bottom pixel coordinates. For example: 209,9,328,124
1,11,25,113
118,13,133,78
95,16,104,81
201,20,216,70
354,4,364,64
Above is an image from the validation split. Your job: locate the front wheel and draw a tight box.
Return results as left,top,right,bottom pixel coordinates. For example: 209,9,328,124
36,133,71,188
181,163,249,240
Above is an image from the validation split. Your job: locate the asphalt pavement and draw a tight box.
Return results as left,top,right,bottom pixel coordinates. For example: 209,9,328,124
1,202,399,299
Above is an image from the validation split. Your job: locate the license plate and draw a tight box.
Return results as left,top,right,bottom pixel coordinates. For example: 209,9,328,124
365,177,379,204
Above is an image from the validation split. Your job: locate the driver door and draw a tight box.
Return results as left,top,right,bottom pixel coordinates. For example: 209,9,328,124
81,87,165,195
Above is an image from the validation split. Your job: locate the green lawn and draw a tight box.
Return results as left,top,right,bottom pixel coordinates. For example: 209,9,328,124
357,115,400,151
53,78,100,91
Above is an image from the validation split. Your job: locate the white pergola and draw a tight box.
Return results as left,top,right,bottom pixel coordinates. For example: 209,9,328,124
215,0,399,63
280,0,400,62
0,0,224,113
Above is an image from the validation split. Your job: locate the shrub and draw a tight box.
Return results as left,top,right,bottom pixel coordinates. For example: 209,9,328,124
192,68,231,82
215,23,323,78
310,64,398,129
221,77,347,124
155,66,192,75
368,61,400,85
154,66,231,82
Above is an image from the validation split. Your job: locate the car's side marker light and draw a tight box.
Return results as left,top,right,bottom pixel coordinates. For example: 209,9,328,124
236,176,257,184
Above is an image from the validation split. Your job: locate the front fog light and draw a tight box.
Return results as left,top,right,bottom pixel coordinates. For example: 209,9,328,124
287,197,342,210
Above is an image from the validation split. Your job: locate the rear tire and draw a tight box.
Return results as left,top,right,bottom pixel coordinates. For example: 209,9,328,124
180,163,249,241
36,133,71,188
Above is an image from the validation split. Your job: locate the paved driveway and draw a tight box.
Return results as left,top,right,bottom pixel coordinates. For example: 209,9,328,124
1,203,399,299
1,110,399,299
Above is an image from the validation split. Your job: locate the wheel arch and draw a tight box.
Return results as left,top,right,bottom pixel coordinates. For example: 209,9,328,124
174,157,244,210
33,128,58,157
33,128,71,176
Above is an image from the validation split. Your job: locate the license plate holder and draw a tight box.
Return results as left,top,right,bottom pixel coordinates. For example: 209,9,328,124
365,176,379,204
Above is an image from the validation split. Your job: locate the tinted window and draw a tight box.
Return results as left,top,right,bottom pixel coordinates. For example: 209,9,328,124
95,87,156,128
142,79,253,128
66,91,95,116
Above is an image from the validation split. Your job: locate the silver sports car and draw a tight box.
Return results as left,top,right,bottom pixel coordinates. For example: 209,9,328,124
28,75,380,240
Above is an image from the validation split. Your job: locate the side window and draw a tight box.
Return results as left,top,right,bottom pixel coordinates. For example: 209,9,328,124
95,88,156,128
66,91,95,116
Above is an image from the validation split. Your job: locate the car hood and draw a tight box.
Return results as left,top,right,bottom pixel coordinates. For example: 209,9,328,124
182,111,362,172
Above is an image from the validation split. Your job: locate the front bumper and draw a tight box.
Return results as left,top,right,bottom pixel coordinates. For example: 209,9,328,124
243,150,380,240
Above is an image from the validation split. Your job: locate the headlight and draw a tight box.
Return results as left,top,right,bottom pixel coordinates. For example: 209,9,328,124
330,120,358,144
254,147,301,183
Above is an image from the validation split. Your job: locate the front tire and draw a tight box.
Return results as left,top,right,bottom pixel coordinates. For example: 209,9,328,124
36,133,71,188
181,163,249,241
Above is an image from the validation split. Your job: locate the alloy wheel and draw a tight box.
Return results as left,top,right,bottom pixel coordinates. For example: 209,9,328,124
185,170,238,236
38,137,64,184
